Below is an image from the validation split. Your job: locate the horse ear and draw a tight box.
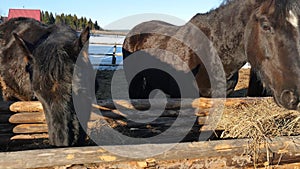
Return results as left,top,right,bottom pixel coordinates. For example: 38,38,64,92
78,26,90,48
261,0,276,15
75,27,90,59
13,33,33,63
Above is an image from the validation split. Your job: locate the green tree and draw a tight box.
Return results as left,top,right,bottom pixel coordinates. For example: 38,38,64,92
80,17,87,30
88,19,94,30
65,14,73,28
55,15,62,25
60,13,65,24
41,11,45,22
94,21,101,30
40,10,102,30
49,12,55,24
73,14,78,30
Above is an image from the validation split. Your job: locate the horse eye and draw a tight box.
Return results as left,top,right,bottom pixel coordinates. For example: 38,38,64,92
261,22,272,32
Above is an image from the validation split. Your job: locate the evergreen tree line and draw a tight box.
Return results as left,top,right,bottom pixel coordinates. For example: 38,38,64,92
41,11,103,31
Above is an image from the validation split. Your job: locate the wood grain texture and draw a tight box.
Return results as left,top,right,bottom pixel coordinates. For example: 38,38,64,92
0,136,299,169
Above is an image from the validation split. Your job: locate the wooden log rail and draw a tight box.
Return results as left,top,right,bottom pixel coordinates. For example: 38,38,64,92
0,97,269,143
89,42,122,65
95,97,259,110
0,135,299,168
1,97,300,168
90,30,127,36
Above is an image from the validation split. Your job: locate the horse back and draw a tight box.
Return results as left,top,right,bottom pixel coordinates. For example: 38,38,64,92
123,20,179,58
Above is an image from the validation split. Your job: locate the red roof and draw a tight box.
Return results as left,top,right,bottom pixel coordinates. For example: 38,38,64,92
8,9,41,21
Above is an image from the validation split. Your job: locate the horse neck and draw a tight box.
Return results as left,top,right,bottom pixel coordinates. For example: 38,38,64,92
189,0,258,75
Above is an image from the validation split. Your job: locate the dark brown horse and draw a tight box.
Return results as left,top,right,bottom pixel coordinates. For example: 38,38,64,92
0,18,94,146
123,0,300,110
245,0,300,110
0,18,49,101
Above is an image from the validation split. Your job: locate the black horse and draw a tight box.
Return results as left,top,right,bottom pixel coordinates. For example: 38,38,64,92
123,0,300,110
0,18,94,146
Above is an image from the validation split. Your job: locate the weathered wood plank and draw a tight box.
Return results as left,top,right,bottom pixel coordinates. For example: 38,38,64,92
91,30,127,36
9,97,265,113
11,133,49,140
46,160,300,169
93,109,195,119
6,97,268,125
0,133,49,145
4,97,269,112
7,116,215,136
9,109,195,124
8,111,104,124
9,112,46,124
0,136,299,169
9,101,43,113
96,97,260,110
13,124,48,134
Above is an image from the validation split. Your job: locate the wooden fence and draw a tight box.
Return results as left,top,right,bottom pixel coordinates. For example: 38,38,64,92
0,98,300,168
1,97,300,168
0,97,257,142
91,30,128,36
89,31,125,68
89,42,123,67
0,135,300,168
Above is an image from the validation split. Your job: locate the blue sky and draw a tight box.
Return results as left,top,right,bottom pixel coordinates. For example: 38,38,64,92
1,0,223,29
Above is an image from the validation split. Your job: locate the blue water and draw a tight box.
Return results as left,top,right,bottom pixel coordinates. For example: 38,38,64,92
88,45,123,70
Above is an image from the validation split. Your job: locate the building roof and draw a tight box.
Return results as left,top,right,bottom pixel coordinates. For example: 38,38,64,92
8,9,41,21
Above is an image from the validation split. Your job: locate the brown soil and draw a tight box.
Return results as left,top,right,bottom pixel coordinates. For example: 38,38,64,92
235,68,250,90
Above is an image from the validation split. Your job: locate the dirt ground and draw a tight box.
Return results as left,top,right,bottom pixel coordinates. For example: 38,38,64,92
235,69,250,90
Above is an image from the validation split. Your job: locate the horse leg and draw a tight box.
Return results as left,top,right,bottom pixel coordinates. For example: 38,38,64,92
128,71,150,99
226,71,239,96
247,68,271,97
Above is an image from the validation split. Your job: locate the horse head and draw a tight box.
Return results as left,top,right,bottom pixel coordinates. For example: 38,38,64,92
13,25,91,146
245,0,300,110
0,18,50,101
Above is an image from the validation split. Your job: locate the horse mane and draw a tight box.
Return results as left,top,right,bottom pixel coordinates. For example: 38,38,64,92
190,0,242,18
209,0,248,13
220,0,234,6
33,25,77,83
276,0,300,16
216,0,300,21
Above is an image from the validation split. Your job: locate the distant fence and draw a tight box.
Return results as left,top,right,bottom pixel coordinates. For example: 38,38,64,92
91,30,128,36
89,31,125,68
89,42,123,67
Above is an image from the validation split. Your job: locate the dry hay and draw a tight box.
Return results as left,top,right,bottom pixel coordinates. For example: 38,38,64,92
219,98,300,138
218,98,300,167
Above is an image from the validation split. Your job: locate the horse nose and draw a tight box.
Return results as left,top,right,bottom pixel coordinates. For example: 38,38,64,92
279,90,299,110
